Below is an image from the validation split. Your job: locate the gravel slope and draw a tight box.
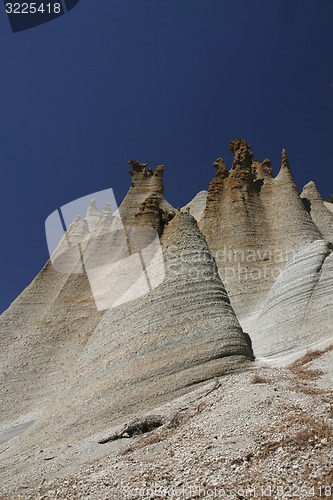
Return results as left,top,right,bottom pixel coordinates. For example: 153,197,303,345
1,346,332,500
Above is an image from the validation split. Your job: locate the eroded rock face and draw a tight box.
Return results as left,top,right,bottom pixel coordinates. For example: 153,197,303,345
119,160,174,226
206,158,229,203
6,213,253,452
248,240,333,358
301,181,333,242
324,201,333,214
181,190,208,222
135,193,163,234
0,146,332,490
0,158,254,457
200,140,321,318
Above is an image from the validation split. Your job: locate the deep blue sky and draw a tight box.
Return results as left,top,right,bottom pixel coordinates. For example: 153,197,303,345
1,0,333,313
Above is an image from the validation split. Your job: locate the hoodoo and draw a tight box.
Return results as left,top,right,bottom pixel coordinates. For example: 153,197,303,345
0,140,332,494
200,140,322,318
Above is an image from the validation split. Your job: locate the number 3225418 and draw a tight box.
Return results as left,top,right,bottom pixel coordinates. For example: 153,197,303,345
5,3,62,14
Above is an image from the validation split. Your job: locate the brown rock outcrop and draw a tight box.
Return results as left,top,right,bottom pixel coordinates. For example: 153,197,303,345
249,239,333,358
120,161,174,226
206,158,229,203
200,140,322,318
135,193,163,234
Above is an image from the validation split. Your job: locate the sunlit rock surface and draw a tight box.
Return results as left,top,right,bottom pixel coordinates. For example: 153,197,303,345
0,144,332,493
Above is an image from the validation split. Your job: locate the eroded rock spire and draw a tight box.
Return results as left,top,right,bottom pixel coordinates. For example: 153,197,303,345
255,158,273,179
127,160,165,179
229,138,254,171
127,160,149,175
281,148,289,168
119,160,173,226
206,158,229,202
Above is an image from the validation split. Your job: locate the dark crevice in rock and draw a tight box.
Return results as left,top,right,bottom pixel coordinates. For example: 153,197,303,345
98,415,166,444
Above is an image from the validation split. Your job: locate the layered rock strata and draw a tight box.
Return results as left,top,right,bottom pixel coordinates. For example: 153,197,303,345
118,160,175,225
0,145,331,488
0,262,102,426
200,139,322,318
2,213,253,454
181,190,208,222
248,239,333,357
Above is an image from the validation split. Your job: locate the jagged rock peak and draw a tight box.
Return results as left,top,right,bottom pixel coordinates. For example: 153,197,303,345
281,148,289,168
301,181,333,242
136,193,175,225
135,193,163,232
228,137,250,154
213,157,229,178
86,198,99,216
85,202,116,244
63,216,88,242
302,181,322,200
102,202,112,216
275,148,298,185
68,216,90,237
127,160,165,178
207,158,229,202
93,203,114,228
229,138,254,170
119,159,172,226
154,164,165,177
137,193,160,214
254,158,273,179
85,199,101,232
127,160,148,175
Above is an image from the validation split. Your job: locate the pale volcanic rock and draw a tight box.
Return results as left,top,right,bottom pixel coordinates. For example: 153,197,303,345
248,239,333,358
118,160,175,225
200,141,271,318
324,201,333,214
261,149,320,249
0,261,103,426
0,144,332,498
85,199,102,232
4,213,253,464
200,141,322,319
135,193,163,233
301,181,333,242
181,190,208,222
50,215,90,273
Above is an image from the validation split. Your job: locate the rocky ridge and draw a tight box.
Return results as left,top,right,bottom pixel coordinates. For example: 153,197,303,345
0,139,332,498
200,140,322,318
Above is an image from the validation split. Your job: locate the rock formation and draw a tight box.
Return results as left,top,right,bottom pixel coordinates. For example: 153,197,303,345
199,139,321,318
119,160,174,225
0,155,254,460
181,190,207,222
0,261,103,426
324,201,333,214
10,212,253,454
301,181,333,242
0,141,332,495
249,239,333,358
